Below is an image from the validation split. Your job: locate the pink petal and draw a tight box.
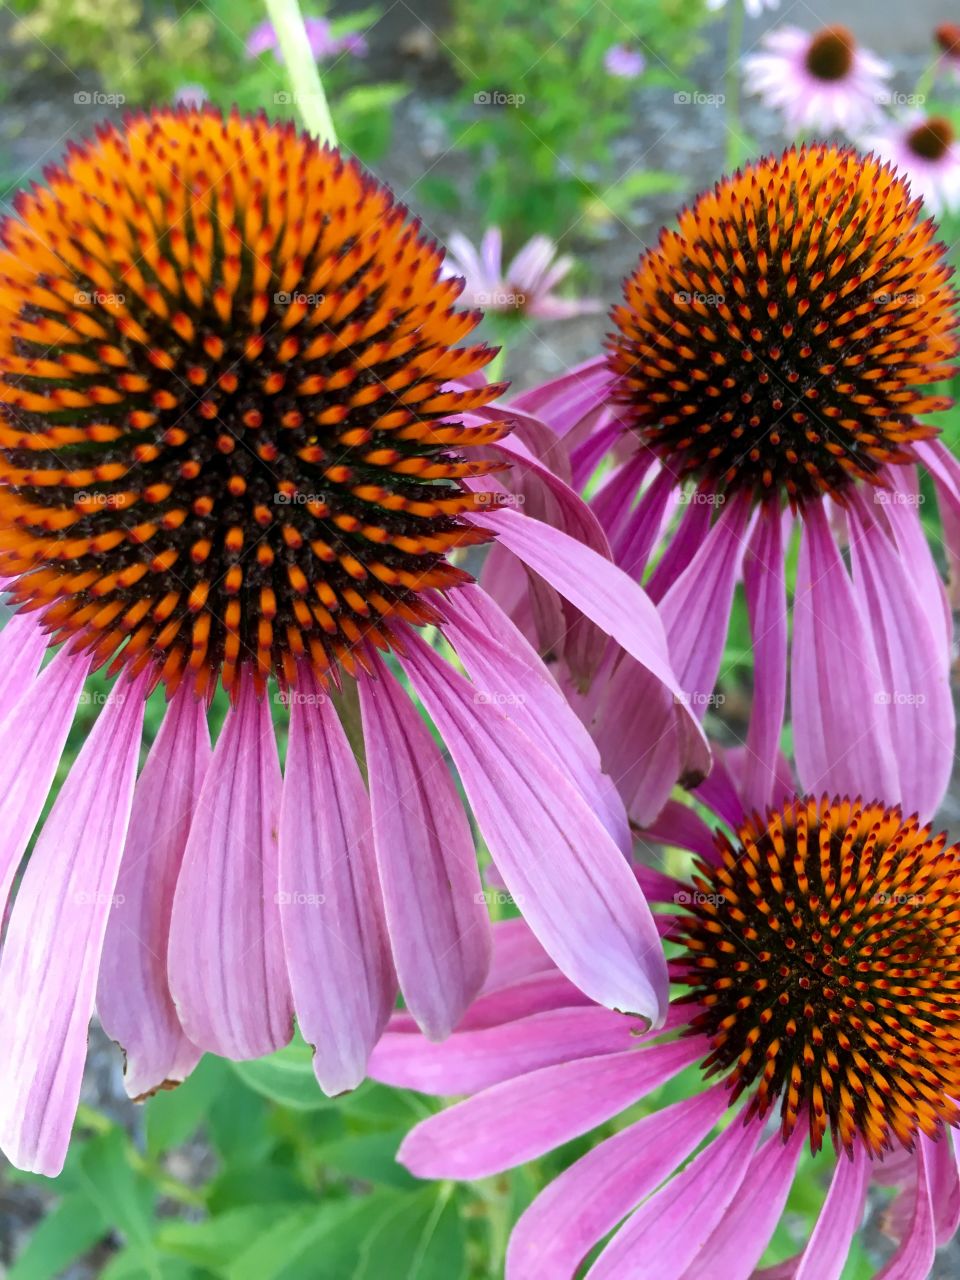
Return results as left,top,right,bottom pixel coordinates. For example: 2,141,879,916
0,648,90,916
400,1037,703,1182
370,1005,658,1095
0,674,146,1174
640,799,720,864
793,1143,870,1280
0,610,47,707
510,356,611,438
876,1144,935,1280
483,916,554,991
508,1085,728,1280
359,661,486,1041
847,493,954,816
96,684,210,1098
680,1127,805,1279
443,584,629,853
791,503,898,801
586,1104,760,1279
924,1131,960,1244
398,630,670,1023
278,670,395,1093
741,505,789,813
168,675,292,1059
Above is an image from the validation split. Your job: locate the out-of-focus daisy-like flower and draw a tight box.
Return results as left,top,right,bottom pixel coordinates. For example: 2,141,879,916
373,764,960,1280
707,0,779,18
246,16,368,62
743,25,891,133
603,44,645,80
935,22,960,81
172,83,207,109
488,146,959,829
863,114,960,215
0,106,708,1176
442,228,602,321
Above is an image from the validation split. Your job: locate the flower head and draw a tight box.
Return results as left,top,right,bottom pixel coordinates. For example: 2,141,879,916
0,107,703,1176
936,21,960,79
374,782,960,1279
603,44,645,80
442,228,601,321
743,25,891,134
863,114,960,215
608,145,957,504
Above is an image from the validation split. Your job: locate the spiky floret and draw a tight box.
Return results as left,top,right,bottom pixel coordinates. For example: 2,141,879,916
0,106,507,697
608,146,958,505
675,796,960,1158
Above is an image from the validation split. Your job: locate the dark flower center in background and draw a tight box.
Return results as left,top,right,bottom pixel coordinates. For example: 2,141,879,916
675,796,960,1157
804,27,855,82
0,107,507,697
936,22,960,59
608,146,957,505
906,116,955,163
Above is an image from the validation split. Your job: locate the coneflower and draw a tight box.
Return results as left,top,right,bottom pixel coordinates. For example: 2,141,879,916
503,145,959,825
373,768,960,1280
0,106,706,1174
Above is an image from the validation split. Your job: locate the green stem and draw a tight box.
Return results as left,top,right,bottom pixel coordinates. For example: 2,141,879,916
265,0,338,146
724,0,745,170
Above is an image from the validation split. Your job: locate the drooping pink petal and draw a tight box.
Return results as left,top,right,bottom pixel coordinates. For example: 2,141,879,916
398,631,670,1023
791,503,899,802
694,748,748,829
0,610,47,707
482,916,553,990
639,799,721,864
509,356,611,438
358,660,486,1041
876,1143,935,1280
792,1143,870,1280
443,584,629,853
742,503,789,813
96,684,210,1098
399,1037,703,1181
0,674,146,1175
0,648,90,916
680,1126,805,1280
168,674,292,1059
657,492,752,711
586,1102,760,1279
507,1085,729,1280
644,493,714,602
923,1131,960,1244
611,466,677,579
590,451,654,551
277,670,395,1094
847,493,954,816
370,1006,660,1095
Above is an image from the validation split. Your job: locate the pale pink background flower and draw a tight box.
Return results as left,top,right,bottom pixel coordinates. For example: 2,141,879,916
863,114,960,215
443,228,602,321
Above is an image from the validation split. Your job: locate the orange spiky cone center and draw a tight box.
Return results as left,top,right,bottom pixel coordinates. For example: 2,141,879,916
0,107,508,698
675,796,960,1159
608,145,958,507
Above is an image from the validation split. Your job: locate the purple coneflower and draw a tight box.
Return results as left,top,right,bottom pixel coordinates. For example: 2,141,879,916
246,16,368,62
603,45,645,80
442,228,602,321
743,25,891,134
935,23,960,82
863,114,960,215
0,106,707,1175
373,767,960,1280
495,146,959,827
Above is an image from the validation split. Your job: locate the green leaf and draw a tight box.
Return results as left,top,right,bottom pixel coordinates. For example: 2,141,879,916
230,1041,331,1111
146,1055,229,1157
354,1187,466,1280
8,1190,108,1280
157,1206,281,1271
76,1128,156,1248
223,1198,399,1280
316,1130,419,1189
99,1251,203,1280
